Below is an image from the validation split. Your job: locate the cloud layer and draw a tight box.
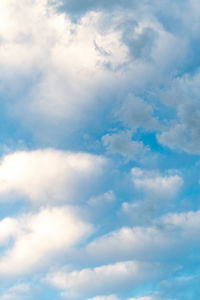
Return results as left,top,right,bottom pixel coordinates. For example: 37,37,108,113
0,0,200,299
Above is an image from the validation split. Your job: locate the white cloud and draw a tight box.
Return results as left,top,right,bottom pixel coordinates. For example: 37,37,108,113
47,260,168,298
87,296,119,300
118,95,160,131
158,100,200,154
0,206,92,276
156,71,200,154
87,210,200,263
0,0,129,125
87,190,115,208
87,225,172,263
128,297,155,300
0,218,18,246
0,0,199,299
0,149,106,203
102,131,150,161
121,199,158,226
0,0,189,136
157,210,200,229
0,283,30,300
128,296,171,300
87,296,163,300
131,168,183,198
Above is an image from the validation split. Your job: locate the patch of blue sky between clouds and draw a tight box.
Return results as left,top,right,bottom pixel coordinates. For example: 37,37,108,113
0,0,200,299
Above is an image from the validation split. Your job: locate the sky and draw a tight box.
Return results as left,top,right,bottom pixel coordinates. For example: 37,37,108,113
0,0,200,299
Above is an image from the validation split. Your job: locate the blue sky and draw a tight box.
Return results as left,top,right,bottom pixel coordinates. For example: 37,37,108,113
0,0,200,299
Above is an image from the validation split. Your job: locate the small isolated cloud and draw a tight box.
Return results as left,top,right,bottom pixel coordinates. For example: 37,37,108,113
0,149,106,203
87,190,115,208
131,168,183,199
102,131,150,161
157,71,200,155
0,206,92,276
119,95,160,132
158,101,200,154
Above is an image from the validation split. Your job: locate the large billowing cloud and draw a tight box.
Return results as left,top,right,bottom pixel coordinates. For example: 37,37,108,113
0,149,106,203
0,0,128,127
0,0,189,137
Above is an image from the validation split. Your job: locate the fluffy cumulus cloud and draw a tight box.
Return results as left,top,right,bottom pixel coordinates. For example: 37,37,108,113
0,0,189,137
0,206,92,276
118,95,160,132
102,131,150,161
119,168,184,225
131,168,183,198
47,260,169,298
0,149,106,203
0,0,130,128
87,210,200,263
158,93,200,154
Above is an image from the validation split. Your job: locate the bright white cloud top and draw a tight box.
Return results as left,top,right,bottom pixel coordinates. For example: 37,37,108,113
0,149,106,203
0,206,92,276
0,0,199,299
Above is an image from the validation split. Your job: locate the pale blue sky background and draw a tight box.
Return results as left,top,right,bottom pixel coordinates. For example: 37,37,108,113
0,0,200,299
